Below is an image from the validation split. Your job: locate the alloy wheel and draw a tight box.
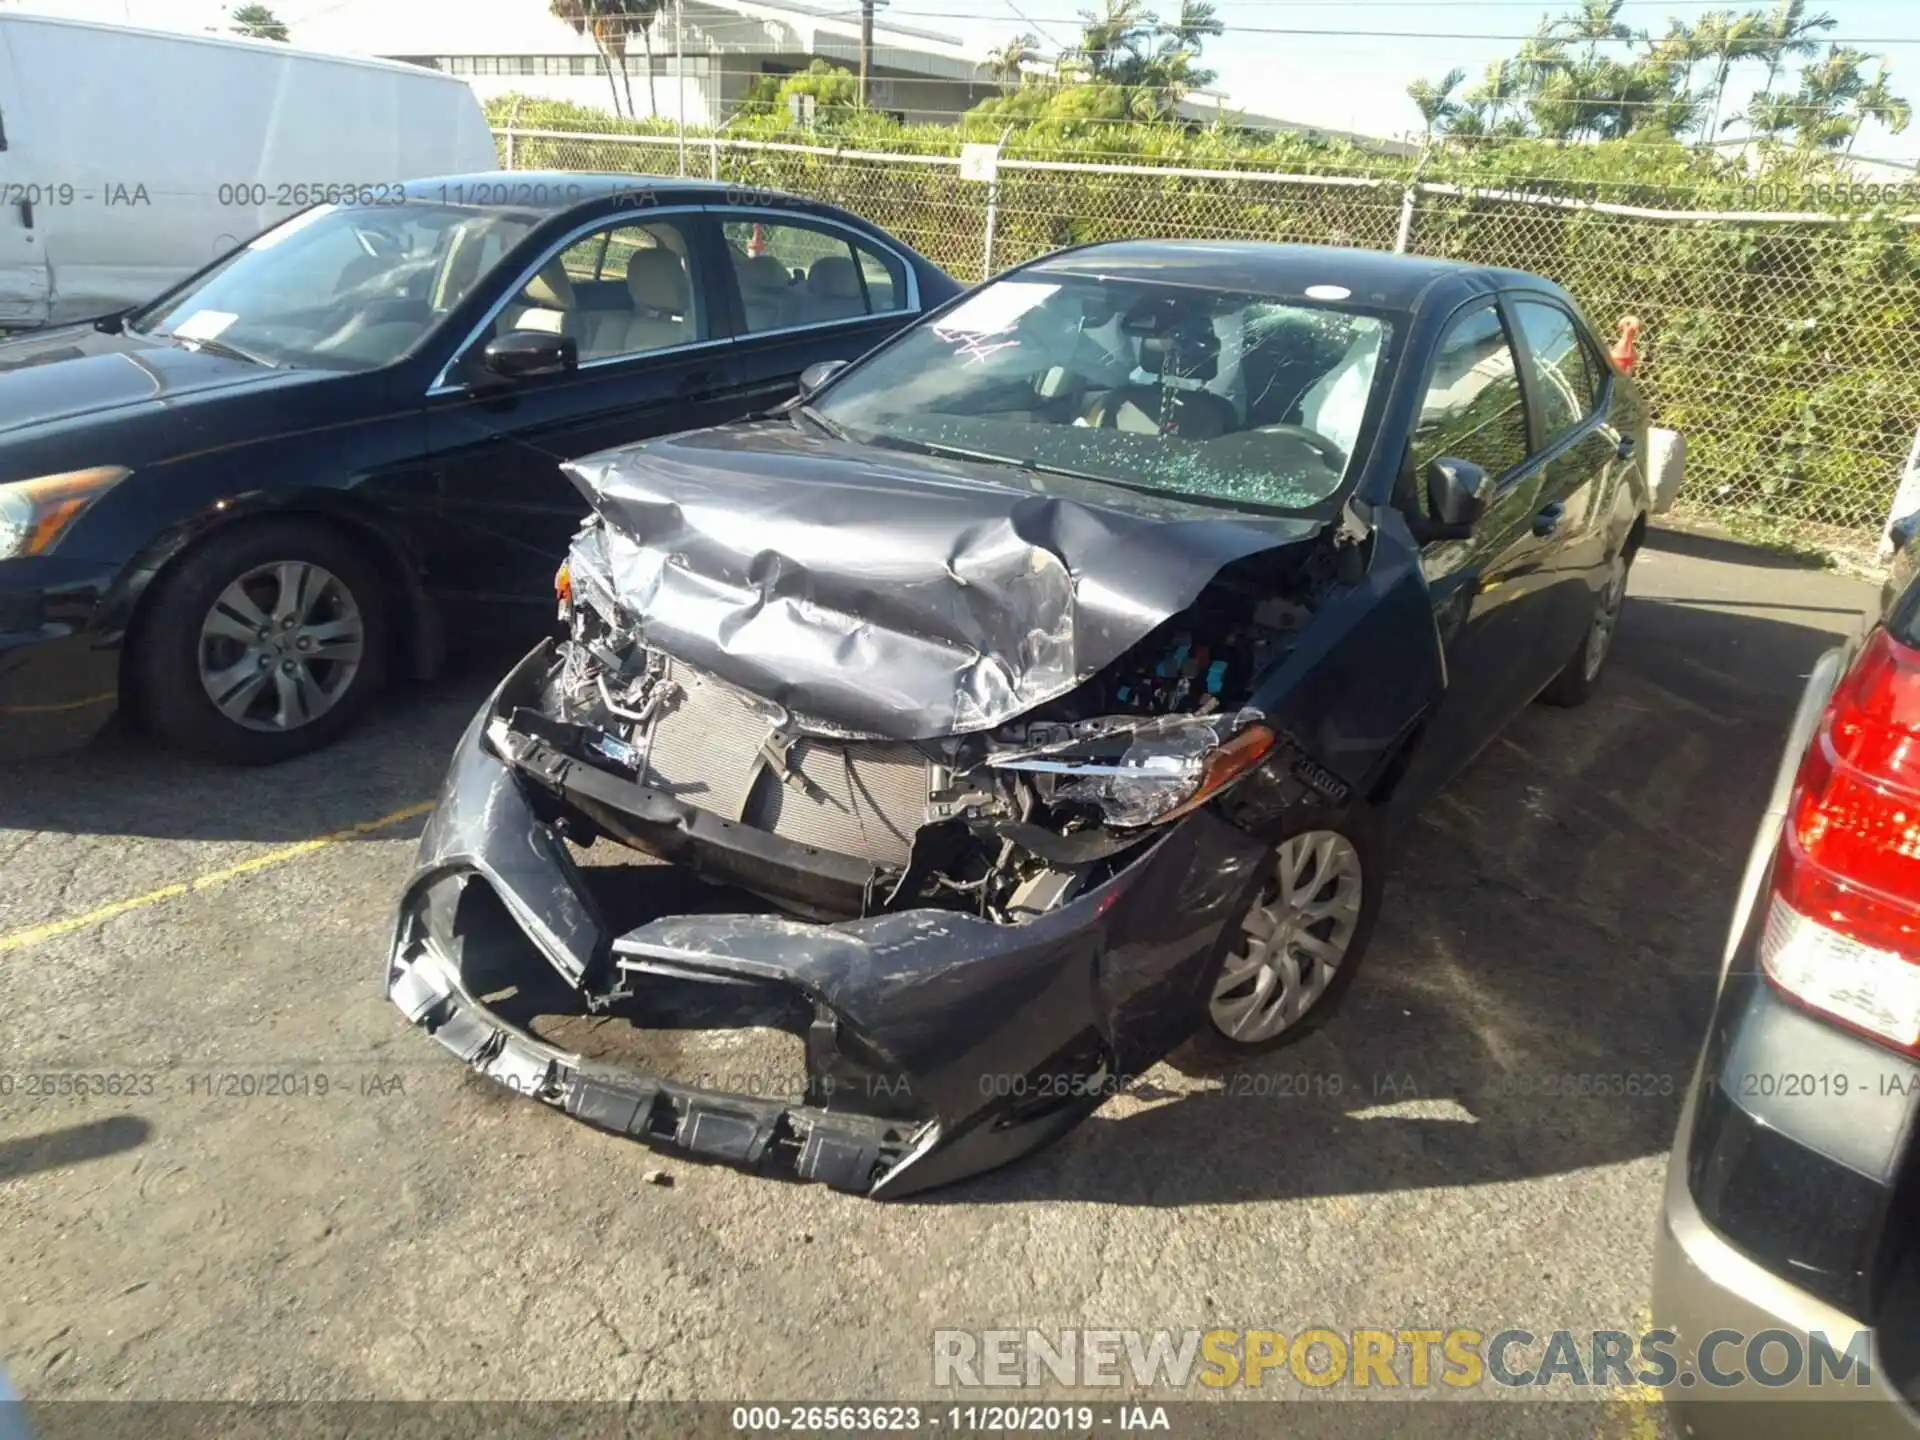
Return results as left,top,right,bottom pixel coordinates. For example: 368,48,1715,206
1209,830,1364,1044
196,561,365,733
1583,555,1629,682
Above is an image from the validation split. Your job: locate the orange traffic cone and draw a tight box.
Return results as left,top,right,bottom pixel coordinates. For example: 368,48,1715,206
748,223,767,257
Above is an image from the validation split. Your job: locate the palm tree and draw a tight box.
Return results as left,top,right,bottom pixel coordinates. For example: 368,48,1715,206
228,4,289,41
1756,0,1837,103
1848,62,1911,154
1513,20,1568,94
1557,0,1630,69
1792,43,1869,150
1467,58,1517,132
1406,67,1467,144
1074,0,1153,82
551,0,627,116
1693,9,1766,144
981,33,1041,93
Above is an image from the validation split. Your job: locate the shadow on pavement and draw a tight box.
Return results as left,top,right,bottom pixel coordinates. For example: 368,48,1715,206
1642,524,1833,572
0,634,535,845
0,1116,151,1184
937,592,1859,1204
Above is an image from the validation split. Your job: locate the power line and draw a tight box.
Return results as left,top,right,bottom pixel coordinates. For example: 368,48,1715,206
888,17,1920,43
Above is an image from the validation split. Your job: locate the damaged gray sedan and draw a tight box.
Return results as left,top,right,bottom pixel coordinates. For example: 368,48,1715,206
387,240,1653,1197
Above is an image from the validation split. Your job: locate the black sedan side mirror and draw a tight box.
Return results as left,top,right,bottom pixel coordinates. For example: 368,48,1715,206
481,330,577,381
1427,457,1495,535
797,359,848,400
1891,511,1920,554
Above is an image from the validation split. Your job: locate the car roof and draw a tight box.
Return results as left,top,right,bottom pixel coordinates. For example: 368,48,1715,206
1027,239,1553,314
396,172,752,208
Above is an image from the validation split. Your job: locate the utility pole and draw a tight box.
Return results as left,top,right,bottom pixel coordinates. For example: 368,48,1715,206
859,0,873,106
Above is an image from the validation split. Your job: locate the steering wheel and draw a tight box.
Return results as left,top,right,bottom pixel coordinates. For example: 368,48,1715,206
1252,423,1346,469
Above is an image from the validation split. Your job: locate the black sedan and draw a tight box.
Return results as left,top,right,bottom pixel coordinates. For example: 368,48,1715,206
0,174,956,763
387,240,1652,1196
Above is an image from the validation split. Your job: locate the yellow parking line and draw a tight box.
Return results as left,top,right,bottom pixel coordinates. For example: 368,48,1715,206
0,800,435,955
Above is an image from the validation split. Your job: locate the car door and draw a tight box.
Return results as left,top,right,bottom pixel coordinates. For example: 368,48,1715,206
422,208,734,608
1389,298,1562,810
704,209,924,417
1507,293,1619,668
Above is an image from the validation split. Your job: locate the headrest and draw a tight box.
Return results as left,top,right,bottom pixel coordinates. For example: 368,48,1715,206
627,248,689,315
808,254,862,300
1137,328,1219,382
738,253,791,293
521,261,574,309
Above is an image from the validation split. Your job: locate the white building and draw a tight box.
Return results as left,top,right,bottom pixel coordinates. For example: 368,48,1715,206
287,0,1000,127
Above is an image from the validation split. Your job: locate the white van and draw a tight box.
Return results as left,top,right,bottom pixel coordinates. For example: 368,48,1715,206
0,14,498,327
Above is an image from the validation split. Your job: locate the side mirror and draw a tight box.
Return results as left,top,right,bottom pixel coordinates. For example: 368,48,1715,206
481,330,577,382
1892,511,1920,554
1427,456,1495,533
797,358,848,400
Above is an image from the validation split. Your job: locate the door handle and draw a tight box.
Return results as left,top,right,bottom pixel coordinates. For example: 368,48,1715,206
1615,433,1635,460
1533,502,1565,537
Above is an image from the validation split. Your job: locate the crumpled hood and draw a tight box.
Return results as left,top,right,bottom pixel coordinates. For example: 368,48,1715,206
561,421,1322,740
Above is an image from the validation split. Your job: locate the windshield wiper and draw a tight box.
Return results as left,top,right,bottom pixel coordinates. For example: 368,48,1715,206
795,403,846,440
156,331,278,368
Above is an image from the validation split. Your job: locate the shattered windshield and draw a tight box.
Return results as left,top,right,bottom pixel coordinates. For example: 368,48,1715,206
812,272,1396,512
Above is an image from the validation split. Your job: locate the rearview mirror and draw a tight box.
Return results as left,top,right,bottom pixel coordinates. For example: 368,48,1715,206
481,330,577,381
1427,456,1495,534
797,358,848,400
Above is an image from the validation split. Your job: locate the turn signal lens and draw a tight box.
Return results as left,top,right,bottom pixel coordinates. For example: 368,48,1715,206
1157,724,1277,823
0,467,130,559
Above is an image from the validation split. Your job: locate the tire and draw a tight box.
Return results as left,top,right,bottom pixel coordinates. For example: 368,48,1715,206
1193,805,1386,1057
1539,546,1632,709
131,519,389,764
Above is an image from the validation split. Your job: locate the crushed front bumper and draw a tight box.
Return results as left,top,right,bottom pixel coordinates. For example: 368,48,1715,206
387,641,1272,1198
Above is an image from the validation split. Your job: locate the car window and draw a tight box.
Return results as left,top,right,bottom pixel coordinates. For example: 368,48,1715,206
497,218,703,364
1409,305,1531,486
130,202,540,373
811,273,1396,513
719,219,904,332
1511,299,1601,443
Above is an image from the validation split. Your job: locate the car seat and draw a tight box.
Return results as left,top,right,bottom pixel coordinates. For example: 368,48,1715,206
736,252,795,330
500,260,577,339
801,255,866,323
1084,332,1238,439
618,249,695,353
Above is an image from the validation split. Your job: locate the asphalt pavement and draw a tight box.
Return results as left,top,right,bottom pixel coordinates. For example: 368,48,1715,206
0,526,1882,1435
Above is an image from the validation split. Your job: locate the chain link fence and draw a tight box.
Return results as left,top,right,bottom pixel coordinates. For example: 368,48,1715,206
499,125,1920,561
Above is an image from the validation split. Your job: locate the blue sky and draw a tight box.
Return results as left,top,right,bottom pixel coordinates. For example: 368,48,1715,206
21,0,1920,159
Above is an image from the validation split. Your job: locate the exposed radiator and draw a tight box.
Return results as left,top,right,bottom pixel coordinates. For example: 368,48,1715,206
637,659,932,867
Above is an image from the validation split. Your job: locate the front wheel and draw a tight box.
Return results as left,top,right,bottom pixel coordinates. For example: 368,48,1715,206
1198,811,1384,1055
131,520,389,764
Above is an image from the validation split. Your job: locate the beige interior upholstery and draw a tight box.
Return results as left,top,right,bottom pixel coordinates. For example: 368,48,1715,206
802,255,865,323
736,252,794,330
500,260,577,338
618,248,694,353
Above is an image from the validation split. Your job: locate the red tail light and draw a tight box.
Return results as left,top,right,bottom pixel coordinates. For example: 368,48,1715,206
1762,628,1920,1051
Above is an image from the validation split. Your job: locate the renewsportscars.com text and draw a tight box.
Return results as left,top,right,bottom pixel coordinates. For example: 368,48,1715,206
932,1326,1874,1391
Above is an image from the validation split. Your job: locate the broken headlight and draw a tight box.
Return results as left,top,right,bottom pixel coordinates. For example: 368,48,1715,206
993,716,1276,828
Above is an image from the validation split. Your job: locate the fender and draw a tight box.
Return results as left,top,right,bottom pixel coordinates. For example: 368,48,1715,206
95,485,443,680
